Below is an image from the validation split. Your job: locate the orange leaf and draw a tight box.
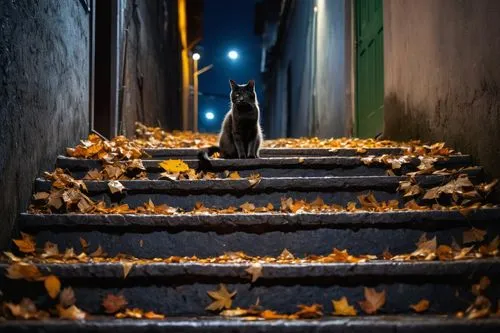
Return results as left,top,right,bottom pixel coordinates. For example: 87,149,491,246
206,284,237,311
44,275,61,299
12,232,36,253
410,299,430,313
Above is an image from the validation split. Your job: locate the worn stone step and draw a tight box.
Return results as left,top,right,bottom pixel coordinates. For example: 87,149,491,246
2,317,500,333
0,260,499,316
56,155,475,178
19,209,500,257
144,147,409,158
34,175,483,211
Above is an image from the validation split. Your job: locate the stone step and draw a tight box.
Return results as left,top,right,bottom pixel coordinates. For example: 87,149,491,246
2,317,499,333
34,175,484,211
0,260,498,316
56,155,475,178
144,147,410,158
19,209,500,257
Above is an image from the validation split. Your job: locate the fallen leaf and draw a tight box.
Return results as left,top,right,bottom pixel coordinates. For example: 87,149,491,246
245,263,263,283
57,304,87,320
410,299,430,313
332,296,357,316
80,237,89,250
295,304,323,319
159,160,190,173
240,202,256,212
33,192,50,200
472,276,491,296
59,287,76,308
206,284,237,311
144,311,165,319
228,171,241,179
44,275,61,299
103,294,128,314
122,262,134,278
108,180,125,194
278,248,295,260
12,232,36,253
463,228,487,244
41,241,59,258
90,245,106,257
358,288,386,314
4,298,49,319
6,262,43,281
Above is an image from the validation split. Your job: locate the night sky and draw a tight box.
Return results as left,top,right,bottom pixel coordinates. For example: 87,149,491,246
198,0,263,133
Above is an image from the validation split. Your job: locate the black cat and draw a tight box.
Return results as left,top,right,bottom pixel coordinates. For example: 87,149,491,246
199,80,263,161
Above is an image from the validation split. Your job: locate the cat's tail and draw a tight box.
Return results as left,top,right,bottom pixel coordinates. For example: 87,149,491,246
197,146,221,170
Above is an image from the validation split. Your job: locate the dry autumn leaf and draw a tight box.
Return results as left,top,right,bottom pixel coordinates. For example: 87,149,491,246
122,262,134,278
463,228,487,244
206,284,237,311
33,192,50,200
358,288,386,314
108,180,125,194
472,276,491,296
228,171,241,179
13,232,36,253
295,304,323,319
59,287,76,308
44,275,61,299
278,248,295,260
159,159,190,173
6,262,43,281
332,296,357,316
57,304,87,320
410,299,430,313
103,294,128,314
144,311,166,319
4,298,49,320
245,263,263,283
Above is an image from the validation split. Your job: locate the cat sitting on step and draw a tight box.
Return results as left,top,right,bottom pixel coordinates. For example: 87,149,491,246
199,79,263,162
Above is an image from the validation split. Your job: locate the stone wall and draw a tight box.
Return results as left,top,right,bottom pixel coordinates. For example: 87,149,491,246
384,0,500,178
0,1,90,248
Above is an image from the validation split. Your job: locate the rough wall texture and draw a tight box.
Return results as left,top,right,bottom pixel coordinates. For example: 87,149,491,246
384,0,500,178
120,0,181,136
263,0,352,139
0,1,89,248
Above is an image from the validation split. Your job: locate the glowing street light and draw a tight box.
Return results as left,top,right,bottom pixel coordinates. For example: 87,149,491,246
205,111,215,120
192,52,201,61
228,50,239,60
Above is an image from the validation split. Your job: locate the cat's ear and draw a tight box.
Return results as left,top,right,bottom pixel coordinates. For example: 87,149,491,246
247,80,255,90
229,79,238,89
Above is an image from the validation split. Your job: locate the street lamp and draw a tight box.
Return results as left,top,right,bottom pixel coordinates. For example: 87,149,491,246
205,111,215,120
192,52,213,132
228,50,239,60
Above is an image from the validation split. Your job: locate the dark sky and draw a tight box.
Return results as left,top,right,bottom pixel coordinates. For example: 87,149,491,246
198,0,262,132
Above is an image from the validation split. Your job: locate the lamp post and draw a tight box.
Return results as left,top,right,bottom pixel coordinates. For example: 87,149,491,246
192,52,213,132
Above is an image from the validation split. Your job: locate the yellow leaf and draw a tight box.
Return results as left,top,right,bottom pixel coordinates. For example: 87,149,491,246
44,275,61,299
108,180,125,194
144,311,165,319
206,284,237,311
122,262,134,278
295,304,323,319
332,296,357,316
358,288,386,314
158,160,190,173
245,263,262,283
240,202,256,212
228,171,241,179
410,299,430,313
278,248,295,260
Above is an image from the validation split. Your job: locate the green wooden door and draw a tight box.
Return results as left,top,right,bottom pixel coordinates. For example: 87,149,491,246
356,0,384,137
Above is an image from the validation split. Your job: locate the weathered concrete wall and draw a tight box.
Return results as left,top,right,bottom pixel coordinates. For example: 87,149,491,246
315,0,352,138
384,0,500,178
0,1,89,248
263,0,352,139
120,0,181,135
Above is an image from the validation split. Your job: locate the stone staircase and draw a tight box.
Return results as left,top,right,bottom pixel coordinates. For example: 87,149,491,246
1,138,500,332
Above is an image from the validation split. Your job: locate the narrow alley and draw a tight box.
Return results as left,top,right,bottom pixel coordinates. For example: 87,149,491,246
0,1,500,332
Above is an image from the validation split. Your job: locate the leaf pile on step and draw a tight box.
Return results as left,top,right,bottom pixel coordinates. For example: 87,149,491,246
134,122,218,148
398,174,498,214
67,134,144,162
83,160,148,181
